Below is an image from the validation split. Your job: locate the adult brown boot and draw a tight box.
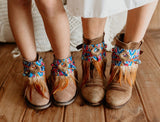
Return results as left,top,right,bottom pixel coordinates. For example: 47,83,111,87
80,34,107,106
24,54,51,110
106,33,143,109
50,56,78,106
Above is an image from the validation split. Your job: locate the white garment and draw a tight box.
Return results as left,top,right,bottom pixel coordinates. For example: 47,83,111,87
67,0,154,17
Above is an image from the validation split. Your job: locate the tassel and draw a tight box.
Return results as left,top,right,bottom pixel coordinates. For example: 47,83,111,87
117,67,122,86
92,59,103,79
34,80,48,99
109,64,138,87
81,61,90,87
61,77,69,90
52,76,71,94
108,66,119,84
130,66,137,84
126,69,132,87
27,76,49,100
124,68,127,84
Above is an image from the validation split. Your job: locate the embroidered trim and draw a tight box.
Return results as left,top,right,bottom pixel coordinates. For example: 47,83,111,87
112,46,141,66
23,58,45,78
51,56,76,76
82,42,107,62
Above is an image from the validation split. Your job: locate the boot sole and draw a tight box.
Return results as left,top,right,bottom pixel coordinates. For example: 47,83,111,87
25,97,52,110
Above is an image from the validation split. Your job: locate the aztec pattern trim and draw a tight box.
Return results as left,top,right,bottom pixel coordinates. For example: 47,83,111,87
23,57,45,78
82,42,107,62
112,46,141,66
51,56,76,76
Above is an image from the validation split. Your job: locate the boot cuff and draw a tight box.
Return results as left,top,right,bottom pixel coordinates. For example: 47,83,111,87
115,33,143,50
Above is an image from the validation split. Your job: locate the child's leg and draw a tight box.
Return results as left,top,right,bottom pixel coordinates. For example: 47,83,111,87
35,0,70,59
8,0,37,61
124,0,158,43
35,0,77,105
106,0,158,109
80,18,107,105
8,0,51,109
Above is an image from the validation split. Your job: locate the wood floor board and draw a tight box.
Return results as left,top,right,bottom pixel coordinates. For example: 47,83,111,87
0,56,27,122
135,38,160,122
145,30,160,65
0,44,17,86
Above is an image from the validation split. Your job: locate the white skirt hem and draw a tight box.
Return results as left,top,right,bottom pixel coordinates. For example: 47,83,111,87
67,0,154,18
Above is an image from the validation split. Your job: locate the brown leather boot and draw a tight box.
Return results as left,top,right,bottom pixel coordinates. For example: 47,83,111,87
50,56,78,106
24,54,51,110
80,34,107,106
106,33,143,109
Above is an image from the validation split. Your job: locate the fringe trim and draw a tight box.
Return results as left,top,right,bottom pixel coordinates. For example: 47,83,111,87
52,74,77,94
81,59,105,87
92,59,103,79
25,75,49,100
108,64,138,87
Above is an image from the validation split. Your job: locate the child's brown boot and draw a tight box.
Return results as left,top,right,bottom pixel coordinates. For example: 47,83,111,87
24,54,51,110
106,33,143,109
50,56,78,106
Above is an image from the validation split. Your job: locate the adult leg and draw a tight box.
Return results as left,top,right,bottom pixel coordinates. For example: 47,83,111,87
106,0,158,109
124,0,158,43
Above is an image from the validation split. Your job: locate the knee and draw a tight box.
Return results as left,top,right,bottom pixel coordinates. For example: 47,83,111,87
35,0,65,17
9,0,31,7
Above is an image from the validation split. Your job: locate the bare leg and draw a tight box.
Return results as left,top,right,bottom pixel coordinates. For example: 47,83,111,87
82,17,107,39
35,0,71,59
8,0,37,61
124,0,158,43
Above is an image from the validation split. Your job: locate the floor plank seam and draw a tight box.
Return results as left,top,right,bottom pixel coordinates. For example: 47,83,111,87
62,106,66,122
135,82,150,122
103,106,107,122
20,108,27,122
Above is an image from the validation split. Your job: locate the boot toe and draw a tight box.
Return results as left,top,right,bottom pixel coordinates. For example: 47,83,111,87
53,80,77,103
106,89,131,108
81,86,105,104
26,87,50,106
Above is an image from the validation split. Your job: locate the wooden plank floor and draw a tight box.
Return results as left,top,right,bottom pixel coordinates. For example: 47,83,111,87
0,30,160,122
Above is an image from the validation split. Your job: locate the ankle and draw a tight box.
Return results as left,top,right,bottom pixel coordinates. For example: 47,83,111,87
54,53,71,60
124,35,142,43
23,53,37,62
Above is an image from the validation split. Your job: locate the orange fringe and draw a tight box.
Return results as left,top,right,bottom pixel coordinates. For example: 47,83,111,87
92,60,103,79
109,65,138,87
52,74,76,94
28,77,49,100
